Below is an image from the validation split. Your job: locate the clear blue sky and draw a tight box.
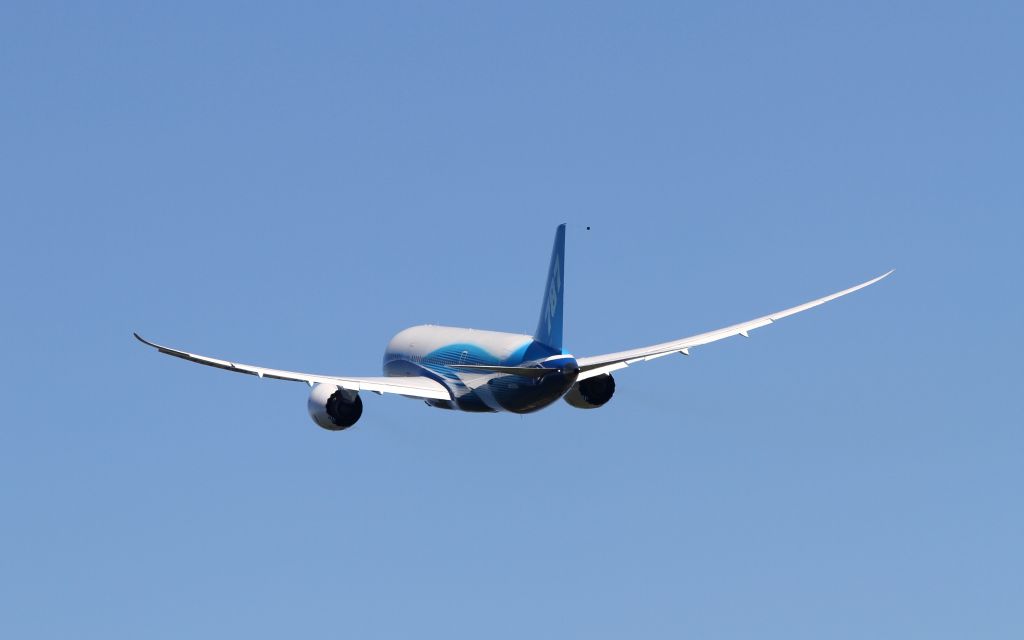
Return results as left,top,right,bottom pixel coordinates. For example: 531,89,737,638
2,2,1021,638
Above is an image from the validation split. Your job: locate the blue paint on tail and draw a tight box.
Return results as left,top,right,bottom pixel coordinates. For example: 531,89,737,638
534,224,566,351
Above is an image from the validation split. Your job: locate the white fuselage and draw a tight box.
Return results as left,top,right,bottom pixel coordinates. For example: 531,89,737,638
382,325,579,413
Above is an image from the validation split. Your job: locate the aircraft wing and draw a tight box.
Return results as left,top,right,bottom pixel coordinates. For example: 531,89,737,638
575,270,893,381
133,333,452,400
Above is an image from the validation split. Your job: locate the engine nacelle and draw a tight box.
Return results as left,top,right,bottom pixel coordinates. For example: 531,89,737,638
563,373,615,409
308,383,363,430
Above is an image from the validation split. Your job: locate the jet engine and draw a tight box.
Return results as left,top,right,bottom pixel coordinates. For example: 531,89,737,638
308,383,363,430
563,373,615,409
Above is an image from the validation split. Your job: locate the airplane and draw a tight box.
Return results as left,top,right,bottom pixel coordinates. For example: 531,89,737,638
135,224,892,430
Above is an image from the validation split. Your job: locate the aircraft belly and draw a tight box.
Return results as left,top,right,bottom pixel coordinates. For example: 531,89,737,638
483,370,578,414
382,358,574,414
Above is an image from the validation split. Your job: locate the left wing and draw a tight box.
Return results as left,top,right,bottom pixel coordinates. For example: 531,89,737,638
133,333,452,400
575,270,892,381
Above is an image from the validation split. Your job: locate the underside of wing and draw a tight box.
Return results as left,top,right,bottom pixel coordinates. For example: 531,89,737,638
134,333,452,400
575,270,892,380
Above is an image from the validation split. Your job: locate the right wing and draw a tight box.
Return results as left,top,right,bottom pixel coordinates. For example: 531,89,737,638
134,333,452,400
575,270,892,380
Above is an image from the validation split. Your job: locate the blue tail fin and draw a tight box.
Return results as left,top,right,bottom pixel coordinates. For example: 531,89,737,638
534,224,565,351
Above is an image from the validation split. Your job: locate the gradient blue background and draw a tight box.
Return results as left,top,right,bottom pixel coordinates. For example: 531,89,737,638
2,2,1021,637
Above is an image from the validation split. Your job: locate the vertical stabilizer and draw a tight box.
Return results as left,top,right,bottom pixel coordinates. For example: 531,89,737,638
534,224,566,351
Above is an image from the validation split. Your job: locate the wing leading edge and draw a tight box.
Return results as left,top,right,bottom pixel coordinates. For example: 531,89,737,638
133,333,452,400
575,270,893,381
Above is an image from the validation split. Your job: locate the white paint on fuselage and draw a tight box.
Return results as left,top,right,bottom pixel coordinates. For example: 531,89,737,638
384,325,535,365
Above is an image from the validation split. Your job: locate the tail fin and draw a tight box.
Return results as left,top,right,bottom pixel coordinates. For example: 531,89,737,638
534,224,566,351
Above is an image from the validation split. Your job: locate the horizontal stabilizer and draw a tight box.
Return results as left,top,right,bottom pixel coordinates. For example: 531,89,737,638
449,364,557,378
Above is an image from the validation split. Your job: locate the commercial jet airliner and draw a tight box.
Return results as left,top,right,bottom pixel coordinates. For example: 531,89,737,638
135,224,891,430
